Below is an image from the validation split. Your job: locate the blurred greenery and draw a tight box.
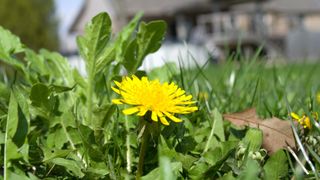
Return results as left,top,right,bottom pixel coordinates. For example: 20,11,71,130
0,0,59,51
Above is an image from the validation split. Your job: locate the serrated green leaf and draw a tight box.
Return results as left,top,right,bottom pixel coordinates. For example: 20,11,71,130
138,21,166,53
0,26,25,71
12,105,28,147
68,128,83,145
93,11,143,74
25,49,48,76
30,83,50,107
54,128,68,148
49,84,75,93
160,157,180,180
88,144,105,162
238,158,261,180
30,83,60,116
12,86,29,118
0,26,24,54
123,20,166,73
5,93,29,158
92,103,116,130
242,128,263,152
0,132,4,144
6,94,19,137
95,46,115,74
6,139,22,160
10,86,29,148
42,148,74,162
76,12,112,127
263,150,288,180
76,12,112,76
40,49,74,85
7,170,30,180
204,108,225,152
176,153,198,170
213,108,225,141
114,12,143,63
175,136,197,154
72,69,87,88
76,36,88,60
203,147,222,165
123,39,137,71
141,157,182,180
0,82,10,99
203,141,238,177
188,160,209,179
50,158,84,178
86,162,109,176
219,171,236,180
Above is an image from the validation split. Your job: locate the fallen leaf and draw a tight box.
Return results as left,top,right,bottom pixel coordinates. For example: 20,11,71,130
223,108,295,154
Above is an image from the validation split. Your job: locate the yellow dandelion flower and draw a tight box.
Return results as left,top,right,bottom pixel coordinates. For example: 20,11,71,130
112,75,198,125
290,112,318,129
317,92,320,104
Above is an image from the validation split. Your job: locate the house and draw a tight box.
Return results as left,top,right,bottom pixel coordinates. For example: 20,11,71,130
65,0,320,66
196,0,320,60
65,0,265,72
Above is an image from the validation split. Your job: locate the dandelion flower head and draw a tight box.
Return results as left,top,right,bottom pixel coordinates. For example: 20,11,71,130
112,75,198,125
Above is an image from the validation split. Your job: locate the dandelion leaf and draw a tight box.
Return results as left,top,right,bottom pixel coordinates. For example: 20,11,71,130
123,20,166,73
263,150,288,180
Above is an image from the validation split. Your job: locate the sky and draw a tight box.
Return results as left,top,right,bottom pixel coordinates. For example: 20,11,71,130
55,0,83,38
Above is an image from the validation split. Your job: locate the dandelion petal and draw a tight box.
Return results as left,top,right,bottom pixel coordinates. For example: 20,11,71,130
112,99,123,104
137,108,148,116
123,107,140,115
164,112,182,122
151,111,158,122
160,116,169,125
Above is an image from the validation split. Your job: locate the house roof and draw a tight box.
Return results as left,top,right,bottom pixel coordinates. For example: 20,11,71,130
264,0,320,14
123,0,267,17
123,0,212,17
69,0,118,34
233,0,320,14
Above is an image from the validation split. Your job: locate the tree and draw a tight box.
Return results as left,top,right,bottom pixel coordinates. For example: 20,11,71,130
0,0,59,51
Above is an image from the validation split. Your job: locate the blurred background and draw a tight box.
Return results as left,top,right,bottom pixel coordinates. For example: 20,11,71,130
2,0,320,70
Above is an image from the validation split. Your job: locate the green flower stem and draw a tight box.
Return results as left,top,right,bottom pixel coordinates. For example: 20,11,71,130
4,120,9,180
136,120,151,179
125,114,132,173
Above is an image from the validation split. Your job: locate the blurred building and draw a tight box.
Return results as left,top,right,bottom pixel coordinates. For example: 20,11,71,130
196,0,320,60
65,0,235,71
65,0,258,54
63,0,320,64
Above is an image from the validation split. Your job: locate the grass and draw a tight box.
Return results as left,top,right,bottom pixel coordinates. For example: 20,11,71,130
145,59,320,179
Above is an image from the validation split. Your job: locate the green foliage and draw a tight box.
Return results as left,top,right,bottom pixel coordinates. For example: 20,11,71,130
0,0,59,51
0,26,25,71
263,150,288,179
123,20,167,73
0,11,319,179
141,156,182,180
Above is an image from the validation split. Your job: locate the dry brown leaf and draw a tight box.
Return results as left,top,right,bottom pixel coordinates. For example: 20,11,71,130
223,108,296,154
